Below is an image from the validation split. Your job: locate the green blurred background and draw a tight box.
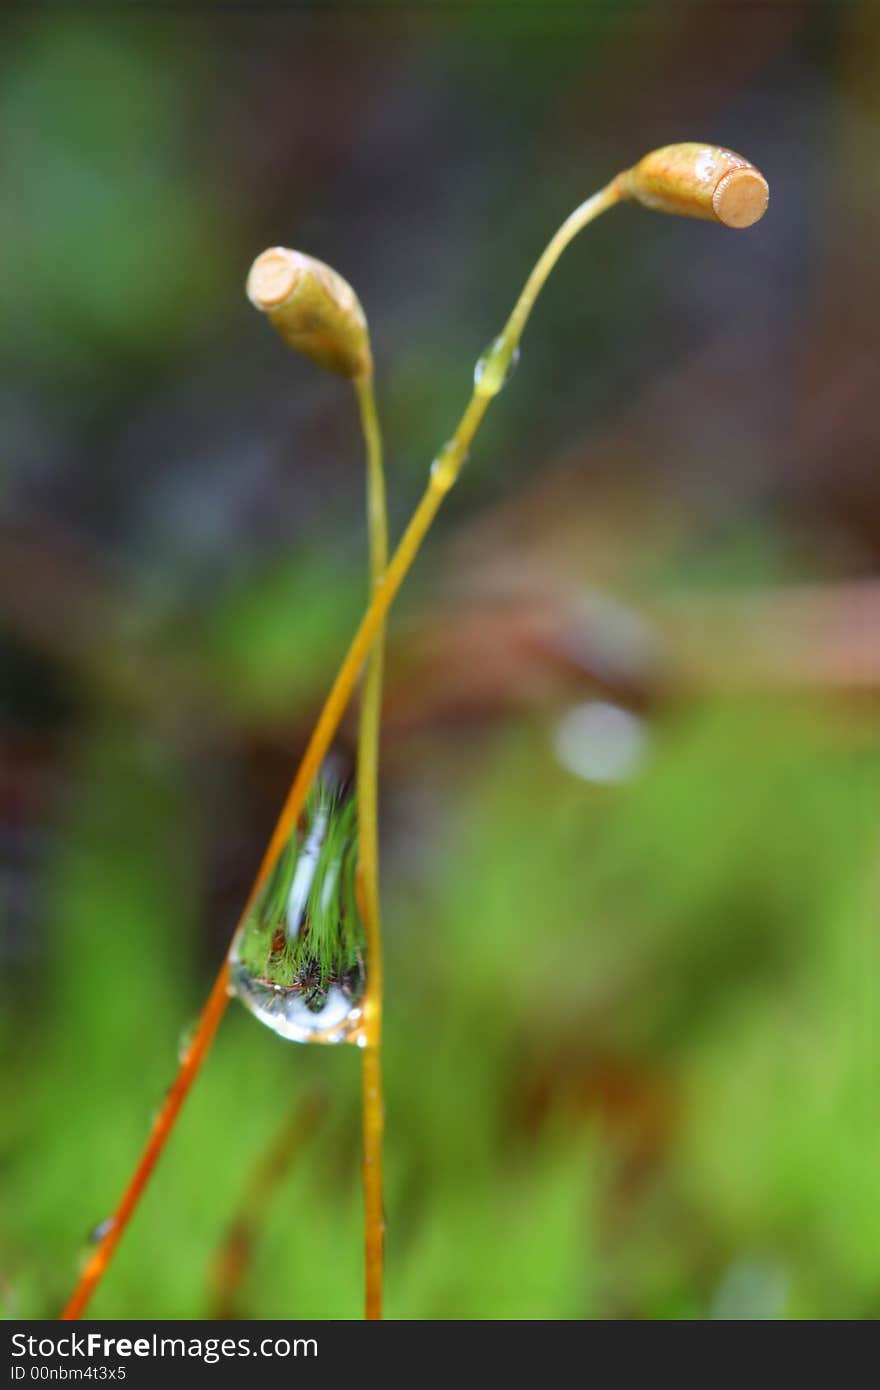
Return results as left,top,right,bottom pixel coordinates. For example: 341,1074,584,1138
3,0,880,1319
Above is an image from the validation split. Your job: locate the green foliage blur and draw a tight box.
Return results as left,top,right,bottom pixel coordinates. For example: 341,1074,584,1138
6,695,880,1318
3,4,880,1320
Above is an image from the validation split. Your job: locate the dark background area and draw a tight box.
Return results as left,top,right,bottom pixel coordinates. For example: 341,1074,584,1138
3,0,880,1319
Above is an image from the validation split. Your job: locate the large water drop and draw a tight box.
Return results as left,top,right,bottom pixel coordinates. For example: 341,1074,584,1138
230,776,366,1045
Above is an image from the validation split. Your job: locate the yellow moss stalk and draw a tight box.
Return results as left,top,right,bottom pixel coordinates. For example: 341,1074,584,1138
249,246,388,1318
353,372,387,1321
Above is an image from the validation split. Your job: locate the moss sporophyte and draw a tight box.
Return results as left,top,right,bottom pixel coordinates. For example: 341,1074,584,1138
60,144,769,1322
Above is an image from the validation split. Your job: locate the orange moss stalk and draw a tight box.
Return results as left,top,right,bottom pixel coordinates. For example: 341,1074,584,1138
61,961,233,1320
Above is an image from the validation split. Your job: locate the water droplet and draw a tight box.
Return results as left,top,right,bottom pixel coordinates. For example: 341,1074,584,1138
231,774,366,1045
178,1021,197,1063
430,440,466,493
474,334,520,396
87,1217,115,1245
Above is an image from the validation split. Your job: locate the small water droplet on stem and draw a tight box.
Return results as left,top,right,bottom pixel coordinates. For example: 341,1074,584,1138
430,441,466,492
87,1218,115,1246
178,1022,197,1063
474,334,520,397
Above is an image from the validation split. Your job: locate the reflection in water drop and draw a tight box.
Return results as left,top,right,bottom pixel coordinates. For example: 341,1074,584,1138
285,802,330,937
474,334,520,396
230,968,364,1045
553,700,647,784
231,776,365,1045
